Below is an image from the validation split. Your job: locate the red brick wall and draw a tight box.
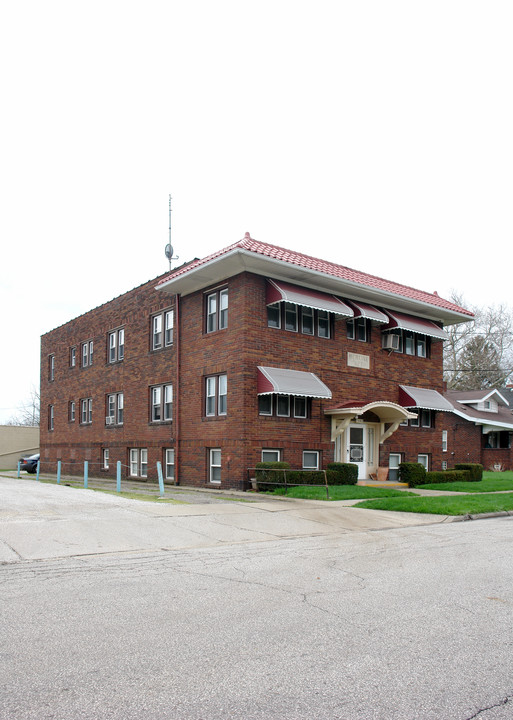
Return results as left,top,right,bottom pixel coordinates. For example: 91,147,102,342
41,269,452,488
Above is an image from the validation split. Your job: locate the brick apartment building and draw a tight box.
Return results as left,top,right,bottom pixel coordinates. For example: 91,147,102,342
40,234,475,488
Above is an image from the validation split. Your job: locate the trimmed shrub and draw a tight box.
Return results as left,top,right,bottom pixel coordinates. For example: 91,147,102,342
399,462,427,487
285,470,326,486
425,470,471,484
326,463,358,485
255,462,290,492
454,463,483,482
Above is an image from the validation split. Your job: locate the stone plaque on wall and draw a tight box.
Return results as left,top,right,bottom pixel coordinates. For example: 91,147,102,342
347,352,370,370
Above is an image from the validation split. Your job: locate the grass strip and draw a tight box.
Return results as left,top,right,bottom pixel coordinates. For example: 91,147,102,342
354,492,513,516
270,486,416,501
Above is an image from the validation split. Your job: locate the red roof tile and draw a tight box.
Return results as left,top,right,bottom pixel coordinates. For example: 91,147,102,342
157,233,473,316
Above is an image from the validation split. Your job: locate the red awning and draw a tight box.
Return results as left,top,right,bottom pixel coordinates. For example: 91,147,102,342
383,311,448,340
266,279,353,317
347,300,388,324
399,385,454,411
257,366,332,398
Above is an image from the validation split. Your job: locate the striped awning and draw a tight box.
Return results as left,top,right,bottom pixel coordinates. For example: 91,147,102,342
257,366,332,398
399,385,454,411
266,279,353,317
347,300,388,324
383,311,448,340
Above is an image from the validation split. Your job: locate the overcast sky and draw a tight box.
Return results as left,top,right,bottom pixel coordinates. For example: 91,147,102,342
1,1,512,424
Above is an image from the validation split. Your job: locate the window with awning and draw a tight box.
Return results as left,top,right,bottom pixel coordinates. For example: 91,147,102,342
399,385,454,411
257,366,332,398
266,279,353,317
383,311,448,340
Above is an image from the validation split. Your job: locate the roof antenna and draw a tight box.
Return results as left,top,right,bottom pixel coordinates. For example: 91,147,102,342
164,194,179,271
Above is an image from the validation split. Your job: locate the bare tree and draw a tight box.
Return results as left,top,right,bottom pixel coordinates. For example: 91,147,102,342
444,295,513,390
6,386,40,426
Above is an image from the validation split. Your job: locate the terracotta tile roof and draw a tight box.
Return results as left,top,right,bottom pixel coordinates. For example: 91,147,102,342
157,233,473,316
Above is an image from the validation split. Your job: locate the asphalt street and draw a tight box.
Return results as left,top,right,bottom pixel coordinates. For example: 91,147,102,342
1,476,513,719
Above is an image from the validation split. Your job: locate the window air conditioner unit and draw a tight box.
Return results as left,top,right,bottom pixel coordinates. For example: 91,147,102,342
383,333,400,350
105,416,115,425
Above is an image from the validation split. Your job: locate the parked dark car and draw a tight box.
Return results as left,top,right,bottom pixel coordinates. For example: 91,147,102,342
19,453,40,473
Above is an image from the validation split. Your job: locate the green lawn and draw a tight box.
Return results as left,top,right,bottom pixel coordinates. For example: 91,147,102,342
354,492,513,516
269,485,417,500
415,471,513,494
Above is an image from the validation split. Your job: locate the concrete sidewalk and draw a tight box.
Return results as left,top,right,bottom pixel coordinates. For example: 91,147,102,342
0,474,450,563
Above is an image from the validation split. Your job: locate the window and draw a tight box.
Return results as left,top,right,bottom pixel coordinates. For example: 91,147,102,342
164,449,175,481
347,317,368,342
284,302,298,332
268,304,332,339
48,355,55,381
108,328,124,363
69,401,75,423
205,374,227,417
417,454,429,470
152,309,174,350
106,392,124,425
102,448,109,470
317,311,330,339
70,346,76,368
262,449,281,463
258,394,309,418
206,289,228,333
267,303,281,328
303,451,319,470
48,405,54,431
82,340,93,367
151,384,173,422
130,448,147,478
442,430,448,452
80,398,92,424
209,448,222,484
420,409,433,428
382,330,429,357
388,453,402,482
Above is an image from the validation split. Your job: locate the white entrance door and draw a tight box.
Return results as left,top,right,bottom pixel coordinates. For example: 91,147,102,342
347,424,367,479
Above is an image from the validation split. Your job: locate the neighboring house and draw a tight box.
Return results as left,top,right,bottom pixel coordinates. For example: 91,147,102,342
442,389,513,471
40,234,473,488
0,425,39,469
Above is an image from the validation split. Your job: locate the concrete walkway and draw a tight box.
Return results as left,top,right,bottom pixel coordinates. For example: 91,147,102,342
0,473,452,563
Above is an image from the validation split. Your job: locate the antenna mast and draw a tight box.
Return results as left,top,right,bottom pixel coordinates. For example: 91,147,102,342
164,194,179,271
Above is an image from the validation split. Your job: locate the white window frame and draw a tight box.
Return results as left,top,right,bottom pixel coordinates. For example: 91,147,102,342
150,384,173,422
48,405,54,431
302,450,319,470
284,302,298,332
276,395,290,417
70,346,76,368
417,454,429,470
49,354,55,381
152,310,174,350
102,448,109,470
82,340,93,367
267,302,281,329
301,306,314,335
317,310,330,338
107,392,124,425
209,448,222,484
294,396,307,418
165,448,175,481
130,448,148,478
205,375,227,417
69,401,75,423
80,398,92,425
261,449,281,463
108,328,124,363
258,395,273,415
442,430,448,452
206,289,228,333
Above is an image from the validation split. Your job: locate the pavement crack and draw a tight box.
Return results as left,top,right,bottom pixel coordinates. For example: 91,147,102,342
465,692,513,719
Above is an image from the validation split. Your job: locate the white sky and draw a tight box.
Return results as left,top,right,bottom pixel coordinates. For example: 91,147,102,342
1,1,512,424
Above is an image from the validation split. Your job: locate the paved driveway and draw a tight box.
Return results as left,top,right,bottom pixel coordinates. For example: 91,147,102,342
0,475,448,562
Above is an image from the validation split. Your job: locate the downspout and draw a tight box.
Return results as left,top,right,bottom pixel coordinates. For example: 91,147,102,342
175,293,181,485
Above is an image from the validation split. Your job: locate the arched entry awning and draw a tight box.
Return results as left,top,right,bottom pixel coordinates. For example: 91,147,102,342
325,401,417,444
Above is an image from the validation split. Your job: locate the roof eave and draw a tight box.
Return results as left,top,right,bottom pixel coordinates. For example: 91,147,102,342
156,248,473,325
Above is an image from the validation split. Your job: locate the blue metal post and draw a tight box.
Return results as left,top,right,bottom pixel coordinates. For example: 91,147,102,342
36,461,40,482
84,461,88,489
116,461,121,492
157,461,164,497
57,460,61,485
17,461,21,478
